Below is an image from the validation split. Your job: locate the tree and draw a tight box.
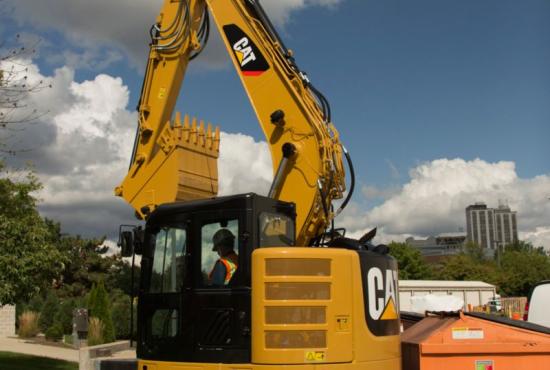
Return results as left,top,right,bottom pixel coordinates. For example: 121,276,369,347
496,242,550,297
87,281,115,343
53,235,113,299
388,242,433,280
38,292,60,332
434,254,498,282
1,34,51,155
0,163,65,304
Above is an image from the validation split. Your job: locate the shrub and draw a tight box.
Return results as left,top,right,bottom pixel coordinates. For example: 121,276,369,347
45,322,63,341
87,282,115,343
111,292,137,340
39,292,60,332
54,299,76,335
18,311,40,338
87,317,104,346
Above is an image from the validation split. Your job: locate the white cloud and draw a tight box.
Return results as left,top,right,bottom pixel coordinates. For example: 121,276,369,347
338,158,550,249
5,0,343,69
218,132,273,196
362,184,400,201
2,60,274,239
521,227,550,249
261,0,342,26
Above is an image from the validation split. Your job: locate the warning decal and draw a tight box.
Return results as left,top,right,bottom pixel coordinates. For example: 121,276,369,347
452,327,484,340
305,351,326,362
475,360,494,370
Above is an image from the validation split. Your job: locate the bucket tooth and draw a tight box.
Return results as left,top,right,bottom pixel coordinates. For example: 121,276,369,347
174,111,182,128
206,123,213,149
198,120,205,147
182,114,190,141
191,117,198,144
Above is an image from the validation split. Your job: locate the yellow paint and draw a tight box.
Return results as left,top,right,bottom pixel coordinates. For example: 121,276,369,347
235,50,244,64
157,87,167,99
116,0,347,245
115,0,400,368
380,297,398,320
305,351,326,362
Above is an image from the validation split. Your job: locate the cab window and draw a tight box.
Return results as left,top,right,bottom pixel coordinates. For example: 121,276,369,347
259,212,295,247
200,219,239,287
149,227,186,293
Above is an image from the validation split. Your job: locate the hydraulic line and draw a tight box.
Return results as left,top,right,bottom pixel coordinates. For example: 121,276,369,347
334,146,355,217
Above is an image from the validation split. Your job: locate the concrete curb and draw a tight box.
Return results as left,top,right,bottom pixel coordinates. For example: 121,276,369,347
78,341,134,370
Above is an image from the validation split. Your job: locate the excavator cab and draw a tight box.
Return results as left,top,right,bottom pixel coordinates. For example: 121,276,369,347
135,193,295,363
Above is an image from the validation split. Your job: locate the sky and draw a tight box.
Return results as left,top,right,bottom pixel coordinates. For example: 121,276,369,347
1,0,549,249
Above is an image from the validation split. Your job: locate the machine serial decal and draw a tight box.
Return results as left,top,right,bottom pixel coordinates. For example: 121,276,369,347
223,24,269,76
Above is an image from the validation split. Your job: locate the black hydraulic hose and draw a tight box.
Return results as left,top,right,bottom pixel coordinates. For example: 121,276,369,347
245,0,333,125
308,82,331,124
335,146,355,216
246,0,291,57
190,10,210,60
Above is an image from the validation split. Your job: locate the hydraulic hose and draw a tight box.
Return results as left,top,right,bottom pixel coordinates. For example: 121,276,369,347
335,145,355,217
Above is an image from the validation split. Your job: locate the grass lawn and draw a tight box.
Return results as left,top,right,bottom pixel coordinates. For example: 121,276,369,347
0,351,78,370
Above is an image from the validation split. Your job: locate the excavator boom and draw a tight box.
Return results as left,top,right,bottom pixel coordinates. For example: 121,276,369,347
116,0,349,246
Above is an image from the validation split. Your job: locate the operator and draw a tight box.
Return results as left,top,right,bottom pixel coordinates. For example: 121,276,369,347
209,229,238,286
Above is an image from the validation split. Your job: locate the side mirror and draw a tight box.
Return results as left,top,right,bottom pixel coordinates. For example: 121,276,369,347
120,231,134,257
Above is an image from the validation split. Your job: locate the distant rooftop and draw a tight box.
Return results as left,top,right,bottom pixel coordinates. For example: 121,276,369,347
399,280,495,289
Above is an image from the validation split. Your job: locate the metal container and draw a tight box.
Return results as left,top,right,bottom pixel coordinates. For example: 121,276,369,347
402,312,550,370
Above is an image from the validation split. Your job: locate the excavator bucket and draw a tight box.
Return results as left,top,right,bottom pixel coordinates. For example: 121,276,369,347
115,113,220,219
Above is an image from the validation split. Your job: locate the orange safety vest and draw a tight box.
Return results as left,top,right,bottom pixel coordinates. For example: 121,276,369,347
210,253,238,285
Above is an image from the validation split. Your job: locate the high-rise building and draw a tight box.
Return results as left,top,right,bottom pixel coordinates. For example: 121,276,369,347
465,202,518,250
494,203,518,246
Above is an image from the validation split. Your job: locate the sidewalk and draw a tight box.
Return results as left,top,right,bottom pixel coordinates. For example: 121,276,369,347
0,336,79,362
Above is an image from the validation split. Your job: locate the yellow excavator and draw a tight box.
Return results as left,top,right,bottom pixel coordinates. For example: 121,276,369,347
114,1,401,369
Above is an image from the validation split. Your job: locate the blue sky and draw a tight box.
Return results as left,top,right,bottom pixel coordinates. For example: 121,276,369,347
2,0,549,245
18,0,550,184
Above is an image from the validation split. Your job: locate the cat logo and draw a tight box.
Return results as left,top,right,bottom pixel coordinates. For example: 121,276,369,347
223,24,269,76
367,267,398,321
233,37,256,67
360,253,400,336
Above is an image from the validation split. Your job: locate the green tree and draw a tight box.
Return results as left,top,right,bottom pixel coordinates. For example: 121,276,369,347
388,242,433,279
54,298,77,335
434,254,498,282
496,242,550,296
39,292,60,332
53,234,120,299
0,163,64,304
87,282,115,343
432,241,497,282
462,241,487,262
110,290,137,339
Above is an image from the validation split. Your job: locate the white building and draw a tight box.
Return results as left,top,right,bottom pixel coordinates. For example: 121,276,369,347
465,202,517,250
398,280,496,313
0,305,16,337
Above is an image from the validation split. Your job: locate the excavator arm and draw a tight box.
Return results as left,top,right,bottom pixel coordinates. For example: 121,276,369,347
115,0,220,217
116,0,352,246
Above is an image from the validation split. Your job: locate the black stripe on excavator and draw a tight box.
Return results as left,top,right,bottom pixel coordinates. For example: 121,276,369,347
223,24,269,76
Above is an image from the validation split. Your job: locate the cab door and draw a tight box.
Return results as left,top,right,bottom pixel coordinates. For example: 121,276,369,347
191,211,252,363
138,224,192,361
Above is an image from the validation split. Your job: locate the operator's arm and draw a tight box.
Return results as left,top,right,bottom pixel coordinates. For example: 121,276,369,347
209,261,227,286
